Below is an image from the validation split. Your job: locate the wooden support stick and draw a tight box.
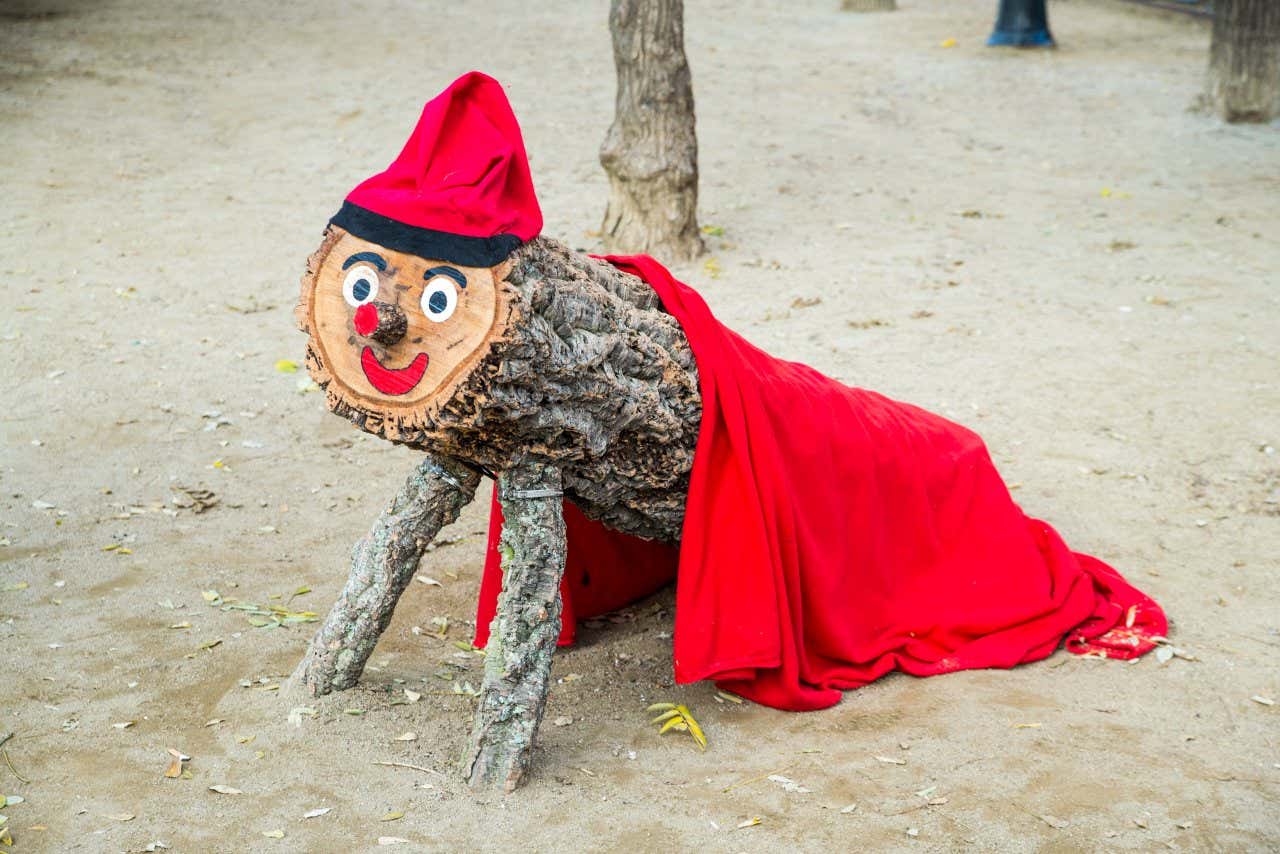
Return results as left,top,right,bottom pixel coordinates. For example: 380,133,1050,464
463,462,567,792
292,453,480,696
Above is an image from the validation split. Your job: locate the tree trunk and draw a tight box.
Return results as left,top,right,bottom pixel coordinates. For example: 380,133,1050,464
463,462,567,792
1205,0,1280,123
600,0,705,262
291,453,480,696
987,0,1055,47
841,0,896,11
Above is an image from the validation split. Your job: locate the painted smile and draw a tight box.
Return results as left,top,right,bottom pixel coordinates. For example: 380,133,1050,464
360,346,429,396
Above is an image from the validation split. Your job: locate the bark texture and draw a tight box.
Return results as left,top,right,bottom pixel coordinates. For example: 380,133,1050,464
1206,0,1280,123
463,462,567,792
292,453,480,696
326,235,702,544
600,0,705,262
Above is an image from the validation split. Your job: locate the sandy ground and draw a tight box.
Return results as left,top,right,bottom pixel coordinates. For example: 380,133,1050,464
2,0,1278,851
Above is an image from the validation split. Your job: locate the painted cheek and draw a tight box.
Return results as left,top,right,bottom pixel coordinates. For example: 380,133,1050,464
353,303,378,336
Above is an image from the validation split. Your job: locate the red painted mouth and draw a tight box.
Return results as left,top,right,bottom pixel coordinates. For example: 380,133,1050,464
360,346,429,396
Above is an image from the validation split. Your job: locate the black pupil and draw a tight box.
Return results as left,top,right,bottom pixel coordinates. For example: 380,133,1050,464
428,289,449,314
352,279,371,302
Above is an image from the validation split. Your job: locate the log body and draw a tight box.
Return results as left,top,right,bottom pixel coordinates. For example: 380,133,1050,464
305,232,703,544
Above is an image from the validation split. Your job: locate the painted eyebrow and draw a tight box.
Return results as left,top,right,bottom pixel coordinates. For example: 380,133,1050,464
342,252,386,271
424,265,467,288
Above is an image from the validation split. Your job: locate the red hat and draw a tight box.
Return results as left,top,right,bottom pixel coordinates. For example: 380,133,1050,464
330,72,542,267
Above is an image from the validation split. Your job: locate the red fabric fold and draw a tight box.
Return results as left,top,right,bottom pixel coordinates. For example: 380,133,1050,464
474,254,1167,710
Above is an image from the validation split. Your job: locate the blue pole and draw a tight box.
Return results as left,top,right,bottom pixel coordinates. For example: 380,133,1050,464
987,0,1055,47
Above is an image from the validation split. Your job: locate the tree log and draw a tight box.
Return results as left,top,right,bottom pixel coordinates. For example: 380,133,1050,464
600,0,705,262
463,462,567,791
291,453,479,696
1205,0,1280,123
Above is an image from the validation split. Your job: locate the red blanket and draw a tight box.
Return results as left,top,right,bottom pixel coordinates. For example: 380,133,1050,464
475,255,1167,710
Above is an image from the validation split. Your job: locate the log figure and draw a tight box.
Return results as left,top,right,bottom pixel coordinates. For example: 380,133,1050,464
294,222,702,790
295,70,1171,793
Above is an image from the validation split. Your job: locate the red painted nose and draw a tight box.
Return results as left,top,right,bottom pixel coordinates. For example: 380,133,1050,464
353,303,378,336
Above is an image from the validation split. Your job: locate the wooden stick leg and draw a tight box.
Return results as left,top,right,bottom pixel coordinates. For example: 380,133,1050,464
463,462,567,792
291,453,479,697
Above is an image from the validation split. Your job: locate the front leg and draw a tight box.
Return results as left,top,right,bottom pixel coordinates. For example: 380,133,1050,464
292,452,480,696
463,461,567,792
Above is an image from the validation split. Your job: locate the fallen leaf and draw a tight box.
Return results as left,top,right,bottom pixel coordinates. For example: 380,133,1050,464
940,37,957,47
303,807,332,819
1250,695,1274,706
553,716,573,727
106,813,135,822
403,689,421,704
394,732,417,742
736,817,762,829
163,749,189,778
840,803,859,814
874,756,907,765
767,774,811,794
208,785,242,795
378,837,410,845
380,811,404,822
262,830,284,839
113,721,136,730
274,359,299,373
417,576,443,587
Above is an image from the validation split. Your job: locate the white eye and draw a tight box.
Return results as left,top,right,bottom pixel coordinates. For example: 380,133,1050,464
343,265,379,307
421,276,458,323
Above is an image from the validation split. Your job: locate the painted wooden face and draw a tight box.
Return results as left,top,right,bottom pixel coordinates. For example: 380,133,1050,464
301,229,508,412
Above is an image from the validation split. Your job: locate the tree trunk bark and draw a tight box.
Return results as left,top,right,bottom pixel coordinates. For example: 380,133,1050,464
600,0,705,262
291,453,480,696
1205,0,1280,123
463,462,567,792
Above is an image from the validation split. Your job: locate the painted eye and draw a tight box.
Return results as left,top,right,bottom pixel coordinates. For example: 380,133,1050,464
342,265,379,307
421,276,458,323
